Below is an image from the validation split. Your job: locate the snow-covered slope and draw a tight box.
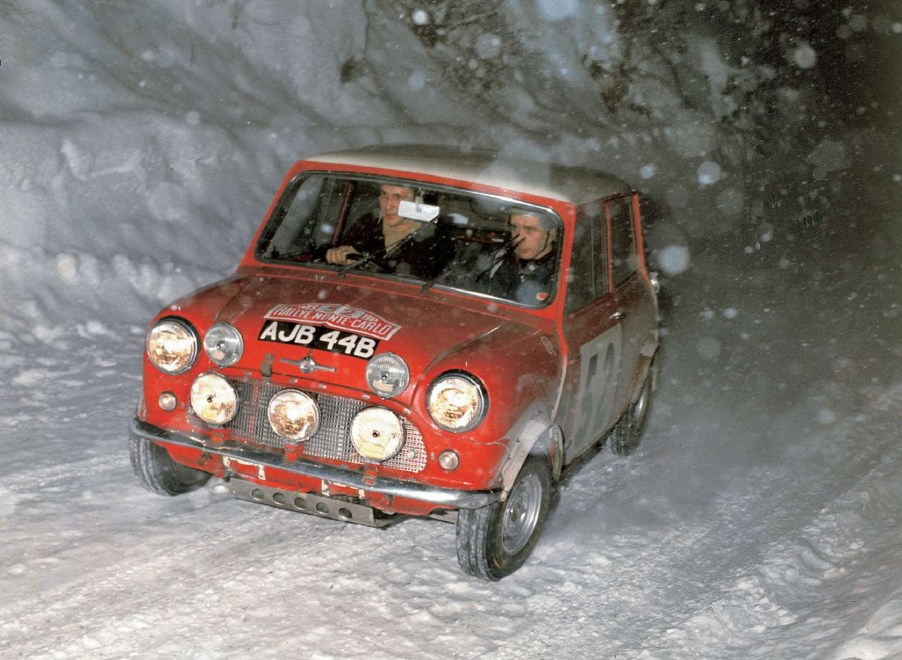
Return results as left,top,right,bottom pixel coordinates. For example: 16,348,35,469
1,2,900,658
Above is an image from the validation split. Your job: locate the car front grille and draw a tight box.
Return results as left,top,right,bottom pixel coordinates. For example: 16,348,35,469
224,378,427,473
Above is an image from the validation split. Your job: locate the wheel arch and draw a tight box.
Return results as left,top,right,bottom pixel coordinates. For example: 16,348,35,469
497,408,563,496
629,336,660,404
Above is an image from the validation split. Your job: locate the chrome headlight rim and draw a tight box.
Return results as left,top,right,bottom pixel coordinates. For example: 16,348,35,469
267,389,320,442
203,322,244,368
365,352,410,399
146,317,199,375
426,371,488,433
189,372,239,426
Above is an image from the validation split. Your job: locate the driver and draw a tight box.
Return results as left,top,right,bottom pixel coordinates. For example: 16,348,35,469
480,210,558,304
326,184,451,279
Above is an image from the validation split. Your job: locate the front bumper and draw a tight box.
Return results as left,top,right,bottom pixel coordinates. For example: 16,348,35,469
131,419,501,510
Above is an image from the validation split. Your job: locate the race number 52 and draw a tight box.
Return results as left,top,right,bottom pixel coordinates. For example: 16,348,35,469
574,325,622,446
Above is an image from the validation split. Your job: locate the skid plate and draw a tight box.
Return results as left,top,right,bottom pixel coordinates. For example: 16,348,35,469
227,478,402,528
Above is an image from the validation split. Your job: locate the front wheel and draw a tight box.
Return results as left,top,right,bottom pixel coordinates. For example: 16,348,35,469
129,434,211,496
456,455,552,581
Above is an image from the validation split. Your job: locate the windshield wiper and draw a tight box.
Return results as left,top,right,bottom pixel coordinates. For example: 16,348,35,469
421,235,520,293
421,258,464,292
337,251,377,277
337,223,433,277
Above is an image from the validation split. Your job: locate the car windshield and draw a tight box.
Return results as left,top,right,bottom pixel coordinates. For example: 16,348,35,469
256,174,561,307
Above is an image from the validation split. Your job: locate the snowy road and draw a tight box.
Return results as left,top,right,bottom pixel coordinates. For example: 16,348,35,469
2,233,900,659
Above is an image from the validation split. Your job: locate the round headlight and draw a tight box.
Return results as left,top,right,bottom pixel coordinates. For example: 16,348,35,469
204,323,244,367
350,407,404,461
427,373,487,432
146,319,197,374
365,353,409,398
268,390,319,442
190,373,238,426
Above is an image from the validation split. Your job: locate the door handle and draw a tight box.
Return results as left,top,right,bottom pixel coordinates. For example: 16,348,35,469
611,309,626,320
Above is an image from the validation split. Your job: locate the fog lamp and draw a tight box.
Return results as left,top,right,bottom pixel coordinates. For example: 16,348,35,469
365,353,409,398
189,373,238,426
204,323,244,367
350,407,404,461
267,390,319,442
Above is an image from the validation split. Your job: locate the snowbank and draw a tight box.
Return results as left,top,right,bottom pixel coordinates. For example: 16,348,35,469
0,0,783,330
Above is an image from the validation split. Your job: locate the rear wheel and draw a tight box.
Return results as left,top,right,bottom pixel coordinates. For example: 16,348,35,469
129,435,210,496
456,455,552,580
610,366,654,456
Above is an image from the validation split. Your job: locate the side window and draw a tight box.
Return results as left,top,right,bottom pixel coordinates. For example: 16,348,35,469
565,205,608,313
608,196,637,285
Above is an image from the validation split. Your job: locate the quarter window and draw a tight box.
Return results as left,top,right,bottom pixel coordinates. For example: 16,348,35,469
608,197,638,285
565,204,608,313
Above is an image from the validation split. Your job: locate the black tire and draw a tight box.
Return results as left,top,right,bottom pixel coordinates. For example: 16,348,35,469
610,367,653,456
456,455,552,581
129,434,211,496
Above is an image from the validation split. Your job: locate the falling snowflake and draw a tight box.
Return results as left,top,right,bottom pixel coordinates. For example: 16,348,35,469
792,42,817,69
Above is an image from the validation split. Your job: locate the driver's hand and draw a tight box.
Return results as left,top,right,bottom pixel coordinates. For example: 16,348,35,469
326,245,358,265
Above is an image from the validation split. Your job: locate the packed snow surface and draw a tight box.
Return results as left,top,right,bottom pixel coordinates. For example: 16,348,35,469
1,2,901,658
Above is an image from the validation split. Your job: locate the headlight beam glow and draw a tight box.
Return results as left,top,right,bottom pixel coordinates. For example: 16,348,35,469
427,373,487,432
146,319,198,374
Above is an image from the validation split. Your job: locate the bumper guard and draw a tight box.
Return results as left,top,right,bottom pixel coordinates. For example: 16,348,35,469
131,419,500,510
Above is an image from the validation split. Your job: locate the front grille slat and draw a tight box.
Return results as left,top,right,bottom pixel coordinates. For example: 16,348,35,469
226,379,427,473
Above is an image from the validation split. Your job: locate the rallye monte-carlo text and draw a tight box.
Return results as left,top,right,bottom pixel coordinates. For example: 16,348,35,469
130,145,660,580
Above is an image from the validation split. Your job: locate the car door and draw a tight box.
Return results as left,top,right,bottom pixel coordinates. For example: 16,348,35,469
558,201,624,462
608,193,656,410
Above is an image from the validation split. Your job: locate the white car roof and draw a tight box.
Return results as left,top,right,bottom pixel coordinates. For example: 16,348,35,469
304,145,633,205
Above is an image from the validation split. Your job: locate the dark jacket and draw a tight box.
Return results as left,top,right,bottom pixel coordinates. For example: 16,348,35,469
482,249,556,305
339,213,453,279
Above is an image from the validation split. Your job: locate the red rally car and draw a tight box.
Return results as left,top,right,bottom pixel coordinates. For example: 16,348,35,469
130,145,660,580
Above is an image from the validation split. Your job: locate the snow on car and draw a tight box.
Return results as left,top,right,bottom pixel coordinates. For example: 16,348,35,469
130,145,660,580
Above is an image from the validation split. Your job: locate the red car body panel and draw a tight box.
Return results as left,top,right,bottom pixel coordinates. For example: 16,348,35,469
140,268,562,496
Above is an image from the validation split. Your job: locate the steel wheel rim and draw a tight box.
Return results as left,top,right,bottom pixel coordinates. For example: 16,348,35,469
633,377,650,426
501,473,542,555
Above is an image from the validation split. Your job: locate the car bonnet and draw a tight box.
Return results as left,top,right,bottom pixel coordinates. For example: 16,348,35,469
208,273,515,385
